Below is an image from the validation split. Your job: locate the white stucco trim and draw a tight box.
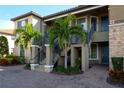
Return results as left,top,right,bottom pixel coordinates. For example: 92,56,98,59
109,23,124,27
31,45,42,48
44,65,54,68
45,44,50,47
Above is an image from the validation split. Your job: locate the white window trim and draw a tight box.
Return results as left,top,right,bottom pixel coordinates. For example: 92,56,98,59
90,16,99,32
89,43,99,60
76,16,88,31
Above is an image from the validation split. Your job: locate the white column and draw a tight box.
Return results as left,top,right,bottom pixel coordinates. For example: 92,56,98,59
44,44,53,72
81,45,89,71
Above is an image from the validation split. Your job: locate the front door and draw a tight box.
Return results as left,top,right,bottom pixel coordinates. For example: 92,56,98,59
101,44,109,64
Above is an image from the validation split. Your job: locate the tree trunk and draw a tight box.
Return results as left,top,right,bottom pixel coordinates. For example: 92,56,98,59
64,44,67,69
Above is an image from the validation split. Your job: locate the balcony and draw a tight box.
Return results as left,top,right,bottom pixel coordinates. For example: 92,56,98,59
71,31,109,44
92,31,109,42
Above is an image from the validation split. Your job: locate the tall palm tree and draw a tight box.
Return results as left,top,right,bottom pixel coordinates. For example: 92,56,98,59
15,23,41,58
48,14,86,69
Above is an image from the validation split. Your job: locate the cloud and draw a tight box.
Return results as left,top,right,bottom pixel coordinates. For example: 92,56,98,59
0,19,14,29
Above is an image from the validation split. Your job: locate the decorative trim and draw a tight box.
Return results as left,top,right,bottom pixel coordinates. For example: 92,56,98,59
109,23,124,27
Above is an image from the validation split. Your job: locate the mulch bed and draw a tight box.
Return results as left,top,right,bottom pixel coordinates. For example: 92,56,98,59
51,71,83,76
106,76,124,88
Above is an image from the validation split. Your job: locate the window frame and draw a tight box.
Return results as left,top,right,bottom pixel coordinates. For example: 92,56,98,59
90,16,99,32
17,18,29,28
76,16,88,32
89,43,99,60
100,15,109,32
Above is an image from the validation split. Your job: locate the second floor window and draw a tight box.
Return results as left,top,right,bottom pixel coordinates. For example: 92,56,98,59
17,19,28,28
77,17,87,32
101,16,109,32
90,16,98,32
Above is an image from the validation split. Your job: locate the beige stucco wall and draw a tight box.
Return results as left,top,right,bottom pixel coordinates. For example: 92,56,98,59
14,15,42,61
71,44,89,71
109,5,124,21
32,15,42,32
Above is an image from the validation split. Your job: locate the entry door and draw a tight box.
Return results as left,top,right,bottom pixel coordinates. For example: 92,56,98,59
101,44,109,64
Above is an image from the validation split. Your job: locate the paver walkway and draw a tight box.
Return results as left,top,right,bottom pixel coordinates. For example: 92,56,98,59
0,65,117,88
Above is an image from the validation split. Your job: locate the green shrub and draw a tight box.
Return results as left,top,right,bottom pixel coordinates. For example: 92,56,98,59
0,58,9,66
17,56,25,64
0,36,9,57
0,55,25,66
53,65,81,74
24,63,31,70
53,65,65,72
111,57,123,71
53,57,82,74
75,58,81,70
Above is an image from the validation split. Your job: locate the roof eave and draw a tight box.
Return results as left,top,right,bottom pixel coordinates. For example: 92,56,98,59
11,11,42,21
43,5,108,22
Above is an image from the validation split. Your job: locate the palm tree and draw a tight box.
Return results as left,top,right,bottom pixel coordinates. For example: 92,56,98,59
15,23,41,58
48,14,86,69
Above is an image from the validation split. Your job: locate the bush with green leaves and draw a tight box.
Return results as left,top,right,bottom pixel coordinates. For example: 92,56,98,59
75,58,81,70
0,36,9,57
111,57,123,71
0,54,25,66
53,57,82,74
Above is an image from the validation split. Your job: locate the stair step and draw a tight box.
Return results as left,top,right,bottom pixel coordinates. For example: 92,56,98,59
34,65,45,72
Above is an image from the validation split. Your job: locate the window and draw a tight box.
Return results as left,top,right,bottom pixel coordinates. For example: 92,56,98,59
101,16,109,32
89,44,98,59
17,19,28,27
90,16,98,32
77,17,87,31
17,21,22,27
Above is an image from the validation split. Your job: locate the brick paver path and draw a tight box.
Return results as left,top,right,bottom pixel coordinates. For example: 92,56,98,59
0,65,117,88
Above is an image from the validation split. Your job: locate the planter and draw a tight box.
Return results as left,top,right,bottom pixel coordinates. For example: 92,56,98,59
30,64,39,70
109,70,124,82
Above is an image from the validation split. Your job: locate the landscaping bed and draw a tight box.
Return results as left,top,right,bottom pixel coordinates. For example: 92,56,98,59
107,57,124,87
107,70,124,87
52,58,83,75
0,55,25,66
52,65,83,75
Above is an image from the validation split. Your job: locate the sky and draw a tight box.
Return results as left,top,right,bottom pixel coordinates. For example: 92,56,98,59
0,5,75,29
